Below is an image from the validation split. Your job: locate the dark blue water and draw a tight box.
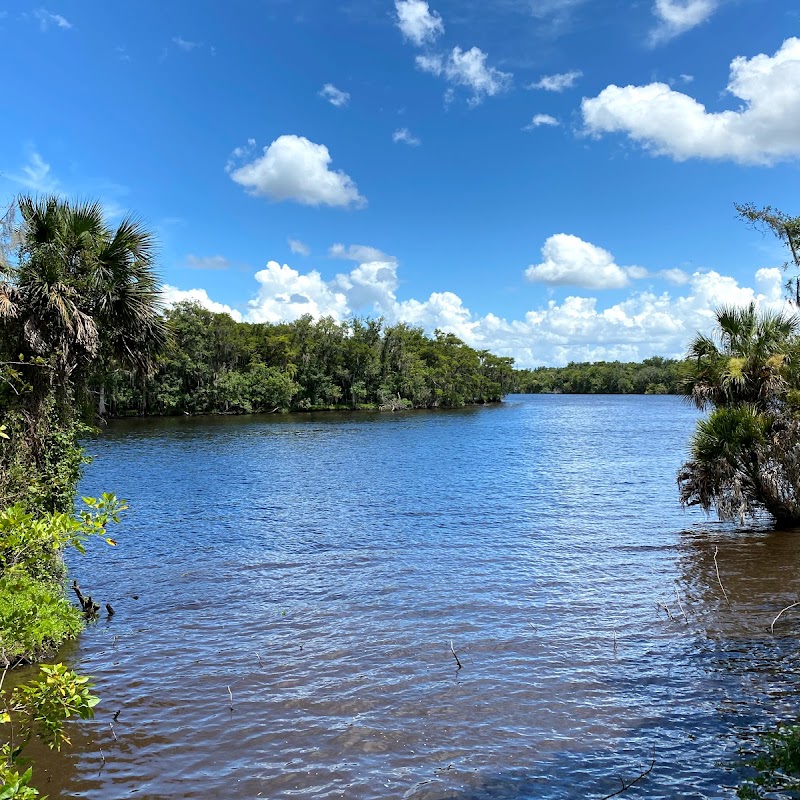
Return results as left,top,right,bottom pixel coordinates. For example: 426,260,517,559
32,395,800,799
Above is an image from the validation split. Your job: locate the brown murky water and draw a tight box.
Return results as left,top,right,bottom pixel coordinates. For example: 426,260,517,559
22,395,800,799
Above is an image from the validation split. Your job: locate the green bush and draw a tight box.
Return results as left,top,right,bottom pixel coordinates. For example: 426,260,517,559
738,724,800,797
0,574,82,664
1,663,101,797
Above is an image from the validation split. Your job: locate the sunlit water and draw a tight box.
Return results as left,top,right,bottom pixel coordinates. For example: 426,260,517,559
25,395,800,799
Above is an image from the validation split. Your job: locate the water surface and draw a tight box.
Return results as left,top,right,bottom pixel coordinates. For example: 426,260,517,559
30,395,800,798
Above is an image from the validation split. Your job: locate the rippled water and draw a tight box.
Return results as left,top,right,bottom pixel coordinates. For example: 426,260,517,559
25,395,800,799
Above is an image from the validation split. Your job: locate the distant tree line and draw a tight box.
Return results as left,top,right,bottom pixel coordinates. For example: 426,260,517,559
95,302,517,416
513,357,687,395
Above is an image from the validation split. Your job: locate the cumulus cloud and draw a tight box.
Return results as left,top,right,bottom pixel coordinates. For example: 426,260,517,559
319,84,350,107
525,234,636,289
171,250,791,366
524,114,560,130
395,0,444,46
226,135,366,208
582,37,800,165
289,239,311,256
247,262,350,323
161,285,243,322
393,128,421,146
33,9,71,31
417,46,512,106
651,0,719,43
527,70,582,92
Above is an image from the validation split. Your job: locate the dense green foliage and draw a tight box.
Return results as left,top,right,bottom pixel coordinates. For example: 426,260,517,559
738,725,800,798
514,357,685,395
0,196,165,512
0,196,160,794
95,302,516,416
678,303,800,526
0,574,83,666
1,663,100,798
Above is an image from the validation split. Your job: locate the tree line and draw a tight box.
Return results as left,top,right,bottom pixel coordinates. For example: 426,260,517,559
513,357,686,395
94,302,517,416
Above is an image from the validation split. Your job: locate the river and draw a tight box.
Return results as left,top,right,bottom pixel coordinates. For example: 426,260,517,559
28,395,800,798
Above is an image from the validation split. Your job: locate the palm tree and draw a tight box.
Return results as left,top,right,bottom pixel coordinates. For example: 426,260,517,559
679,303,800,526
682,303,800,412
0,195,167,510
1,196,166,390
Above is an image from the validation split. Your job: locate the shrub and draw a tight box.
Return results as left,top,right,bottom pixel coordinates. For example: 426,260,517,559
0,573,82,665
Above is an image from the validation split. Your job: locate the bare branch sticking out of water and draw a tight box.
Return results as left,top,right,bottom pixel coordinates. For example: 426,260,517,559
674,585,688,623
449,640,462,671
256,652,264,668
598,750,655,799
109,722,117,742
656,601,674,621
771,601,800,634
227,686,234,711
713,547,730,606
613,629,617,656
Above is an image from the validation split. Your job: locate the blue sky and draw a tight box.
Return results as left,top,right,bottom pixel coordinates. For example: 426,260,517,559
1,0,798,366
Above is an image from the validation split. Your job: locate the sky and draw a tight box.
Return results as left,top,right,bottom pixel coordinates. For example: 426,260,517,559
0,0,798,367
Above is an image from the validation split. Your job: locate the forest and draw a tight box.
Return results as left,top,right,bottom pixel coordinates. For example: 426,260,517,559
514,357,685,395
93,302,517,416
92,303,689,419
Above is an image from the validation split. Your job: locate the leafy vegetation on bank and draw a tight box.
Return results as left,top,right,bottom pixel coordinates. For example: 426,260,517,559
738,724,800,798
514,356,685,395
678,303,800,526
0,196,164,796
94,302,516,416
1,663,100,799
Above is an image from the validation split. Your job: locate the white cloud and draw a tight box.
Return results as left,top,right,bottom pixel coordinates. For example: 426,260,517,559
248,261,350,323
9,151,60,193
679,73,694,83
329,243,395,263
161,285,243,322
527,70,582,92
185,255,231,270
525,234,635,289
395,0,444,46
172,36,201,51
319,84,350,108
227,135,366,208
33,9,71,31
582,38,800,165
659,268,690,285
289,239,311,256
332,260,401,313
417,46,512,106
651,0,719,43
170,249,791,367
393,128,421,146
524,114,560,130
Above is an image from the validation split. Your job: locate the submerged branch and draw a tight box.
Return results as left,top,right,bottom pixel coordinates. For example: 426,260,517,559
598,751,656,799
771,600,800,634
713,547,730,606
449,640,462,671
